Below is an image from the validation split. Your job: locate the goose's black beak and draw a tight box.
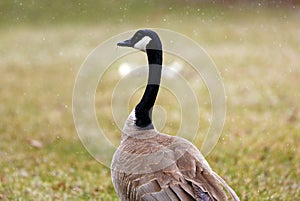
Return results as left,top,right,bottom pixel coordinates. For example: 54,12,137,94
117,39,132,47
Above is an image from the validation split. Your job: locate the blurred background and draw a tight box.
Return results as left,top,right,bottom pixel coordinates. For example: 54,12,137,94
0,0,299,200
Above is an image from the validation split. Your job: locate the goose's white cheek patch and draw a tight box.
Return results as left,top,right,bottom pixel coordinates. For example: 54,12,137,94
134,36,152,51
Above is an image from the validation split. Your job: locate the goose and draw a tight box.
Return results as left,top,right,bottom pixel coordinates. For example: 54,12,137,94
111,29,240,201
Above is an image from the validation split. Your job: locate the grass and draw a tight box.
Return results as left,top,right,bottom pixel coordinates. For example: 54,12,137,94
0,2,300,201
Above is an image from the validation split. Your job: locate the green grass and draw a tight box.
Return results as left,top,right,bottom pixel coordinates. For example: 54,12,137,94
1,2,300,201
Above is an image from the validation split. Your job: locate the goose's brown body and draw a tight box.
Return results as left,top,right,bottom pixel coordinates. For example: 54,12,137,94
111,112,238,201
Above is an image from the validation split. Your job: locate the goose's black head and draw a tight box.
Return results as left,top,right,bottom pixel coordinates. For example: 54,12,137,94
117,29,162,52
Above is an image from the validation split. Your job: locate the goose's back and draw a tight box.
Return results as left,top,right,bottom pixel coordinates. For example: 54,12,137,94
111,132,228,201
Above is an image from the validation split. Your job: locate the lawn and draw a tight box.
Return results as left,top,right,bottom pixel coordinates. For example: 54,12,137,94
0,1,299,200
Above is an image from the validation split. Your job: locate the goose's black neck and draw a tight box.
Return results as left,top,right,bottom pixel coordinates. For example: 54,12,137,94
135,49,162,128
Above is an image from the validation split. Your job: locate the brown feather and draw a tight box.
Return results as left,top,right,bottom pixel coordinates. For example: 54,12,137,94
111,113,239,201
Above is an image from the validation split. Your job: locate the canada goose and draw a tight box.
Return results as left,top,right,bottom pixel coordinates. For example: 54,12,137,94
111,29,240,201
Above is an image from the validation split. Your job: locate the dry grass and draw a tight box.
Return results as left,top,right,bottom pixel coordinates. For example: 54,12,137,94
0,8,300,200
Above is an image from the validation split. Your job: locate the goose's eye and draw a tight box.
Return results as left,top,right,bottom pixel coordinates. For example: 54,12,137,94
134,33,143,41
131,35,138,42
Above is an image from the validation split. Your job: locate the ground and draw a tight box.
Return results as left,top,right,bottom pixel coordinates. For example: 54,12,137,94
0,3,299,201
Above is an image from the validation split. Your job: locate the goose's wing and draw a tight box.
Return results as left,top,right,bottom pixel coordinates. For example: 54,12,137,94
137,160,218,201
112,134,239,201
150,137,227,201
175,137,240,201
112,159,204,201
175,143,228,201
